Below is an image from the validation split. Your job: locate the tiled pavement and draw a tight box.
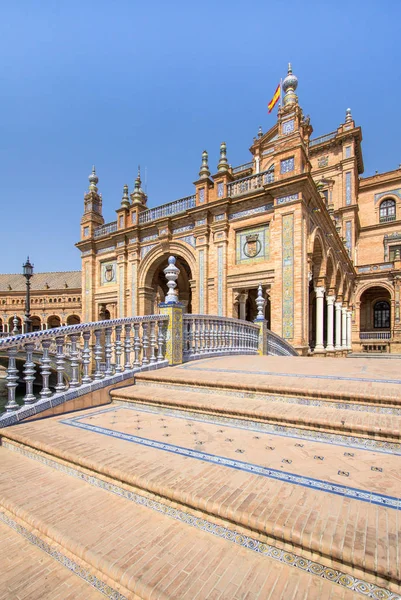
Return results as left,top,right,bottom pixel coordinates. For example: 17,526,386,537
1,355,401,599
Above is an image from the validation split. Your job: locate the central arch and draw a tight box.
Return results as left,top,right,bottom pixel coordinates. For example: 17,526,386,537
138,243,196,315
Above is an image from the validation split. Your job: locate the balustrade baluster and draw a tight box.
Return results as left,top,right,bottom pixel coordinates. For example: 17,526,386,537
104,327,113,376
132,322,141,367
157,321,165,362
5,347,19,412
40,339,52,397
68,333,81,387
194,319,199,355
142,322,149,365
23,342,36,404
182,320,189,358
54,335,67,391
114,325,123,372
204,319,210,353
200,319,206,354
209,320,215,352
94,329,104,379
81,331,92,383
149,321,157,363
124,324,132,370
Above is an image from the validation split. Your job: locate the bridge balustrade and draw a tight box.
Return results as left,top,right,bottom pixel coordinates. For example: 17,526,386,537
183,315,259,360
0,315,168,415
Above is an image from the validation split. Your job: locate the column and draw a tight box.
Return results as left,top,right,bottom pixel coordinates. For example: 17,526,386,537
326,296,335,351
342,306,348,349
347,310,353,350
335,302,342,350
314,287,325,351
239,292,247,321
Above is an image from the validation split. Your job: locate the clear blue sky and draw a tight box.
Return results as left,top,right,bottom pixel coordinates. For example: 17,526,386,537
1,0,400,273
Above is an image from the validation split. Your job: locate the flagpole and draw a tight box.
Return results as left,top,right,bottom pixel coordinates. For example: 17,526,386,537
280,78,283,110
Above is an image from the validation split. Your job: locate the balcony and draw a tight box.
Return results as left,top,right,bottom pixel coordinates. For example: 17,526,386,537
227,169,274,198
94,221,118,238
359,331,391,340
139,195,196,225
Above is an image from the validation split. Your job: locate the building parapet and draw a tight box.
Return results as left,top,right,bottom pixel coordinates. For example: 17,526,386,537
309,131,337,148
232,161,254,175
139,195,196,225
94,221,118,238
227,169,274,198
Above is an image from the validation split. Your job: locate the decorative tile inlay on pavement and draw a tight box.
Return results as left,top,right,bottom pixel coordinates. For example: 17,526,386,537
0,509,128,600
3,441,399,600
60,407,401,509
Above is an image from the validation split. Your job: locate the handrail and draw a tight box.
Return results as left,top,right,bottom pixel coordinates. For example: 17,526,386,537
266,329,299,356
139,195,196,224
227,169,274,198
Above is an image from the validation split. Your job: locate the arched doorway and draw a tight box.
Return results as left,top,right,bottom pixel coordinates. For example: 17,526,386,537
359,286,392,334
142,254,193,314
31,316,41,331
47,315,61,329
67,315,81,325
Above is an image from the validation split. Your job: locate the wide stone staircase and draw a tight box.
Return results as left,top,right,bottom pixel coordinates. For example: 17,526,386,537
1,355,401,599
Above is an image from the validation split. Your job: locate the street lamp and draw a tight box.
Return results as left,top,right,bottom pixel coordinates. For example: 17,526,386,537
22,257,34,333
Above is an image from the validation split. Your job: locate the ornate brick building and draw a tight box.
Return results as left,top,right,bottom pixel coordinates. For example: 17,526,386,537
0,271,82,333
77,64,401,355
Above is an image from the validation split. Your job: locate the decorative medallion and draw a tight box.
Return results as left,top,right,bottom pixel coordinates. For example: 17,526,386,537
101,261,117,285
243,233,262,258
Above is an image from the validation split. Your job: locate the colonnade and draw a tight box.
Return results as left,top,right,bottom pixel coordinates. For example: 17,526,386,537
314,287,352,353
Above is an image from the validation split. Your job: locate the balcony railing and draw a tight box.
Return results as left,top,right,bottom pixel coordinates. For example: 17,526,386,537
232,161,254,175
359,331,391,340
380,214,396,223
309,131,337,148
139,195,196,225
227,169,274,198
94,221,118,238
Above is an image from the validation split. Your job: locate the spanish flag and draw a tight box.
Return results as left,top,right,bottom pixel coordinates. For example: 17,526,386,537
268,83,281,113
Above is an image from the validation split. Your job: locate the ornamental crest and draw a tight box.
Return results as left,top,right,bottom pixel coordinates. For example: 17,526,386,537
105,264,114,282
243,233,261,258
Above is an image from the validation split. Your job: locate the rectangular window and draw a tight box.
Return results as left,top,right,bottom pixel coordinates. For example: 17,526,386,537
389,245,401,261
83,226,89,237
345,146,351,158
345,221,352,256
345,172,352,205
119,215,124,228
280,157,294,174
199,188,205,203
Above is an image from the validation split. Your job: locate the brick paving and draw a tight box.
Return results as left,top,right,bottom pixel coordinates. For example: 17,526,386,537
1,355,400,598
0,519,104,599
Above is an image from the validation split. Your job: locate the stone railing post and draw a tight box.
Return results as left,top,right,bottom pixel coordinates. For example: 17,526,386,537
254,284,268,355
159,256,184,366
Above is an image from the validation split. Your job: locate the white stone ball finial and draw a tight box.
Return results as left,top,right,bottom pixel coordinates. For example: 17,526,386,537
164,256,180,303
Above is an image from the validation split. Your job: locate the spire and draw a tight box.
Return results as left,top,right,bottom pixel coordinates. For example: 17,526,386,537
258,126,263,138
282,62,298,107
199,150,210,179
217,142,229,172
88,165,98,191
121,184,130,208
345,108,352,123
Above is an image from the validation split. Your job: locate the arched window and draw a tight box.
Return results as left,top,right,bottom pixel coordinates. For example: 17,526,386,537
374,300,390,328
379,199,396,223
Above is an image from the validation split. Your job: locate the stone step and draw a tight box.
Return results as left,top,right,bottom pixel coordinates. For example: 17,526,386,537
0,517,106,600
132,356,401,406
2,408,401,598
111,384,401,447
0,446,364,600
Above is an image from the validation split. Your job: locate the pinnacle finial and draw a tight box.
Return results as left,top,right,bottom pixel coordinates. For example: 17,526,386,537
88,165,98,190
164,256,180,304
345,108,352,123
121,184,130,208
258,126,263,138
199,150,210,179
255,283,266,320
217,142,229,172
282,62,298,107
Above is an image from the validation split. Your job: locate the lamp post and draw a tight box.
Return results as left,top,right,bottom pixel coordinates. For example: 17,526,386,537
22,257,34,333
